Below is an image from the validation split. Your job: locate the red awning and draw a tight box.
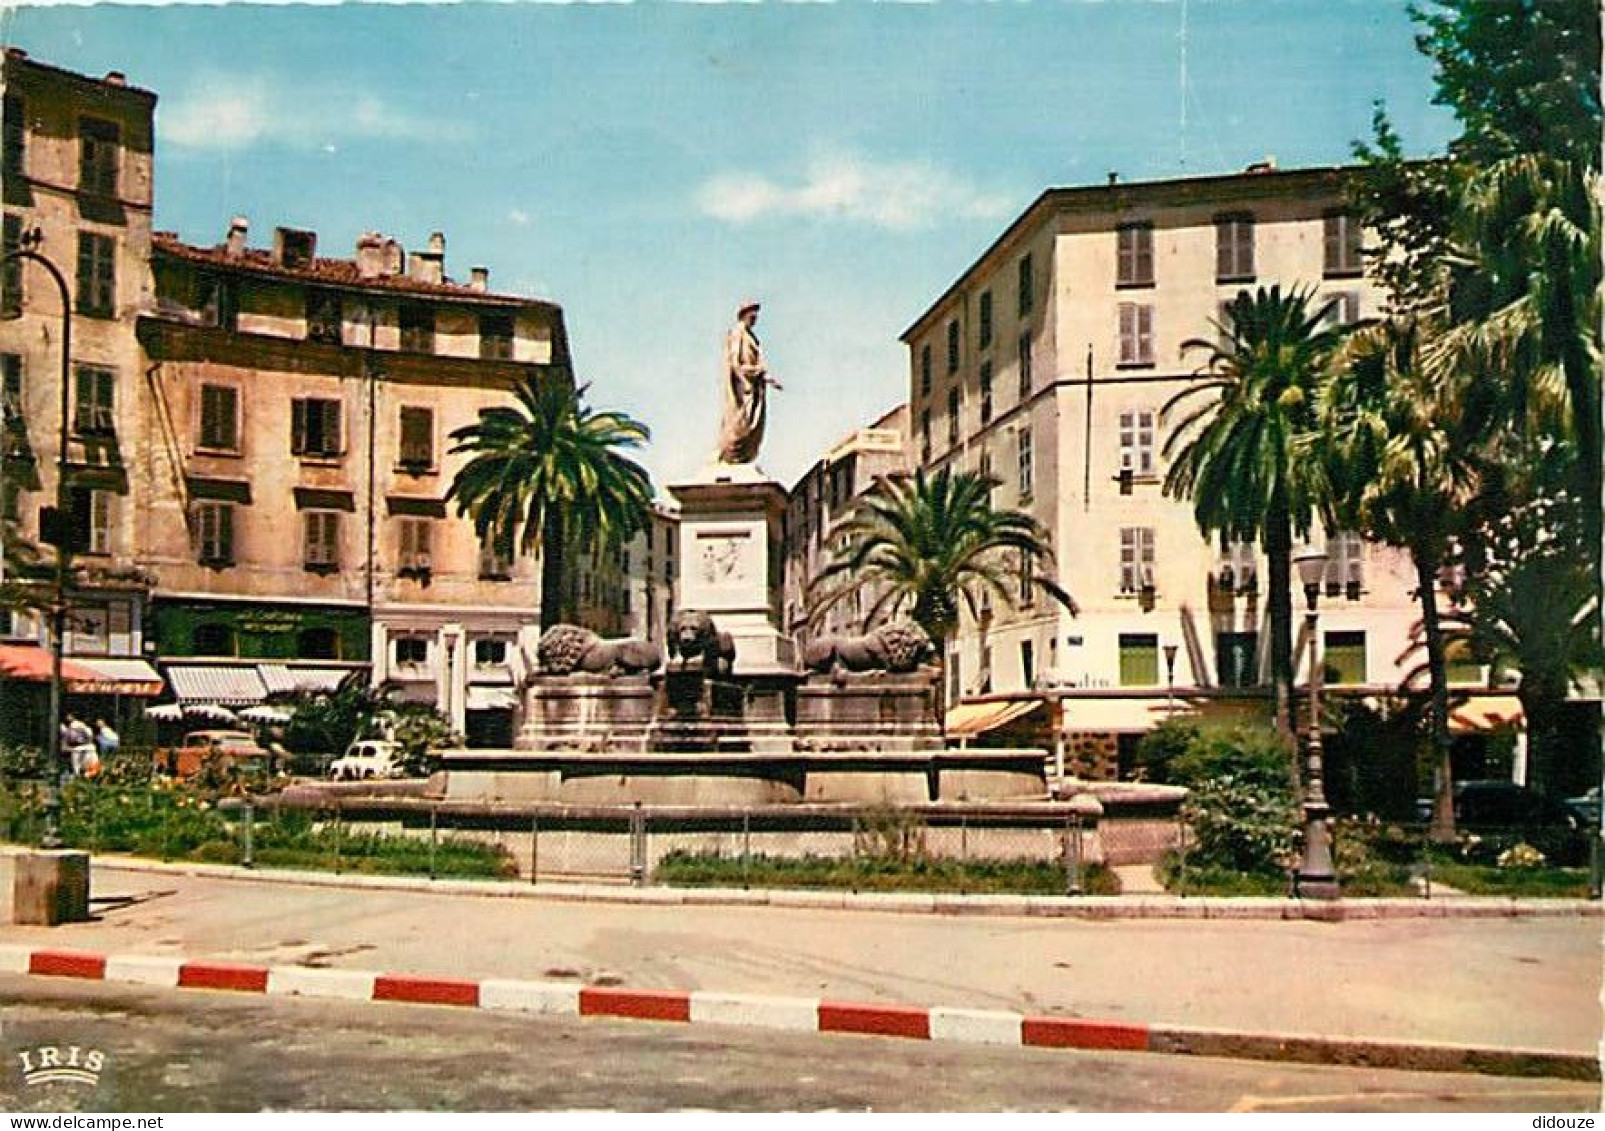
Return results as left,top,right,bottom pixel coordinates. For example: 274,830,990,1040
0,644,100,684
0,646,164,696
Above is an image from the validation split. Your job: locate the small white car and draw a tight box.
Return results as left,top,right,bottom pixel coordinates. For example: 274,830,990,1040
327,740,403,781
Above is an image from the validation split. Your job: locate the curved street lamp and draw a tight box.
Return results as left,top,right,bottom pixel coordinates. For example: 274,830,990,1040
3,226,75,849
1292,543,1339,900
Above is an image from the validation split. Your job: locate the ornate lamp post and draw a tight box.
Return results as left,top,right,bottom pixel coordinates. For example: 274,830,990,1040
4,227,74,849
1291,545,1339,900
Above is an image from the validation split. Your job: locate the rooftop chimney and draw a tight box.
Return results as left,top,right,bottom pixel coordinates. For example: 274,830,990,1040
103,71,126,87
1245,156,1278,174
224,216,249,259
1107,171,1120,186
410,230,445,286
469,266,489,292
356,232,388,279
273,226,317,270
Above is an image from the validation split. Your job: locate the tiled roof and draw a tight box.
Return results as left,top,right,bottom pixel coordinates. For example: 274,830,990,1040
152,233,555,308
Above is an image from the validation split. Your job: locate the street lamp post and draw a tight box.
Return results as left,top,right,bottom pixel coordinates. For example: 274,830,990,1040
1163,643,1179,718
1292,545,1339,900
4,227,75,849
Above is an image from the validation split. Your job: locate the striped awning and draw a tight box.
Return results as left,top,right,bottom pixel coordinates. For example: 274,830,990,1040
945,699,1041,737
1449,695,1524,733
165,665,268,706
1060,697,1180,734
67,657,164,697
258,665,349,696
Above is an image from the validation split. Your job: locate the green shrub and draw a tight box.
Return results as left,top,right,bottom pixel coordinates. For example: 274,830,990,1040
1132,718,1202,784
0,743,50,782
655,849,1120,896
1161,723,1300,877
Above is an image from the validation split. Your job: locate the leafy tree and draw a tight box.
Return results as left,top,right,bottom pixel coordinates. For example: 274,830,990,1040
282,684,388,758
447,374,654,629
809,468,1074,716
1162,285,1344,742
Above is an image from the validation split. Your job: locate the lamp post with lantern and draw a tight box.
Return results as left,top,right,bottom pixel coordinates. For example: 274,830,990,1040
1291,544,1340,900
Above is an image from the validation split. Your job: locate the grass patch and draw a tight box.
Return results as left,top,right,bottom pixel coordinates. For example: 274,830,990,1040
1156,854,1289,897
656,850,1120,896
1428,862,1592,899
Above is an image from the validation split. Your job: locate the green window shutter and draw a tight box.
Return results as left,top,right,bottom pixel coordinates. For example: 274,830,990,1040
1323,631,1366,685
1119,633,1159,687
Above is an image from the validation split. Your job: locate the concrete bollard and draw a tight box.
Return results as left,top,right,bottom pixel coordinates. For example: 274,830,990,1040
0,846,90,925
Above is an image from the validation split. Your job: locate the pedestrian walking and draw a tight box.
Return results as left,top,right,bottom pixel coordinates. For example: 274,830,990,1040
62,714,95,777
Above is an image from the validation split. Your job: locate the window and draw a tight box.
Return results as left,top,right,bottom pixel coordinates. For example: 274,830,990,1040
297,626,340,661
1119,527,1155,593
479,532,514,579
399,303,435,353
1215,213,1255,281
1323,532,1365,596
946,319,959,373
73,365,115,435
1118,409,1155,477
1017,253,1034,316
193,501,234,566
978,448,993,498
919,344,932,398
1116,223,1153,287
474,639,508,666
78,117,119,198
398,517,434,573
398,406,434,469
1320,291,1362,329
76,232,115,317
306,291,343,345
303,510,341,570
479,312,514,360
87,489,114,555
3,353,22,429
978,290,993,349
198,384,238,452
920,409,931,464
202,275,238,331
1323,630,1367,685
1018,550,1034,606
291,398,343,458
192,623,235,656
948,652,962,705
1,214,21,317
1324,210,1363,276
1020,639,1035,688
2,94,23,183
1118,303,1153,366
1018,331,1033,398
1119,633,1160,686
979,361,993,424
395,636,429,667
947,388,960,447
1216,632,1259,688
1217,540,1258,594
1017,426,1034,498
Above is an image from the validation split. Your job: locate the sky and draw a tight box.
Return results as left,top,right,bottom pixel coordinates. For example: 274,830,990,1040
0,0,1457,491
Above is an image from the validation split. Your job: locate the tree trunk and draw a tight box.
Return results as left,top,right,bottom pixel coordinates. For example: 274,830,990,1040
1265,506,1295,747
539,509,567,631
1415,549,1456,843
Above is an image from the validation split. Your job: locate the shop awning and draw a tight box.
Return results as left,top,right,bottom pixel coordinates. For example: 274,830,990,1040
1060,697,1179,734
0,644,100,685
1449,695,1525,733
165,665,268,706
945,699,1041,737
67,657,164,697
466,685,517,711
258,665,349,697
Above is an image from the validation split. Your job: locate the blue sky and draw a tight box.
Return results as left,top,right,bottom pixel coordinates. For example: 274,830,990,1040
1,1,1456,489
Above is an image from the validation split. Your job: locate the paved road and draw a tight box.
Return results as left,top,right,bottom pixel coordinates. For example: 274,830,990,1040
7,866,1597,1053
1,978,1598,1113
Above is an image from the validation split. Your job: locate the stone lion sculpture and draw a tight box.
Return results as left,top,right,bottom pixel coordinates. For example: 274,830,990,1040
666,609,736,677
535,624,662,677
803,620,936,676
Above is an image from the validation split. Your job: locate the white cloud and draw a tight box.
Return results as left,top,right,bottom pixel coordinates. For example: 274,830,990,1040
161,73,469,152
697,152,1012,231
507,209,532,227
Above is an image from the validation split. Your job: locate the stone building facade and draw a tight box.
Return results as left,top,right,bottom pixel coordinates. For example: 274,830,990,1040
900,164,1473,767
624,501,679,645
138,221,575,745
0,50,165,743
782,404,909,649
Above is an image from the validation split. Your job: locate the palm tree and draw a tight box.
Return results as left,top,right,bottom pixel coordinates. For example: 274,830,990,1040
446,372,654,630
808,468,1073,717
1320,314,1481,840
1162,284,1344,741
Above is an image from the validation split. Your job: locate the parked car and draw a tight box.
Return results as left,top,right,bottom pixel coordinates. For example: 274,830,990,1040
157,730,271,779
1564,786,1602,827
1420,780,1592,865
327,739,403,782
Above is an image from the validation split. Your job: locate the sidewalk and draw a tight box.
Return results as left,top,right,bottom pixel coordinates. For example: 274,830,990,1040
0,857,1596,1071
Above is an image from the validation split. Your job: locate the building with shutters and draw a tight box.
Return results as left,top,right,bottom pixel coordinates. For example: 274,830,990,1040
0,49,166,746
139,219,575,746
900,163,1475,778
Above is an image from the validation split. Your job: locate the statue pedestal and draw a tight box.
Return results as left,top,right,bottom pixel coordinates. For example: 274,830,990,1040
669,469,794,674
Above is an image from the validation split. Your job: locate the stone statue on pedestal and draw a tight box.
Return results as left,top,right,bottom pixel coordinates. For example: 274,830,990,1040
718,300,782,465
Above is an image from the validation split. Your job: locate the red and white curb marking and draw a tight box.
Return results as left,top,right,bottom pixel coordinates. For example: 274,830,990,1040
0,943,1593,1080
